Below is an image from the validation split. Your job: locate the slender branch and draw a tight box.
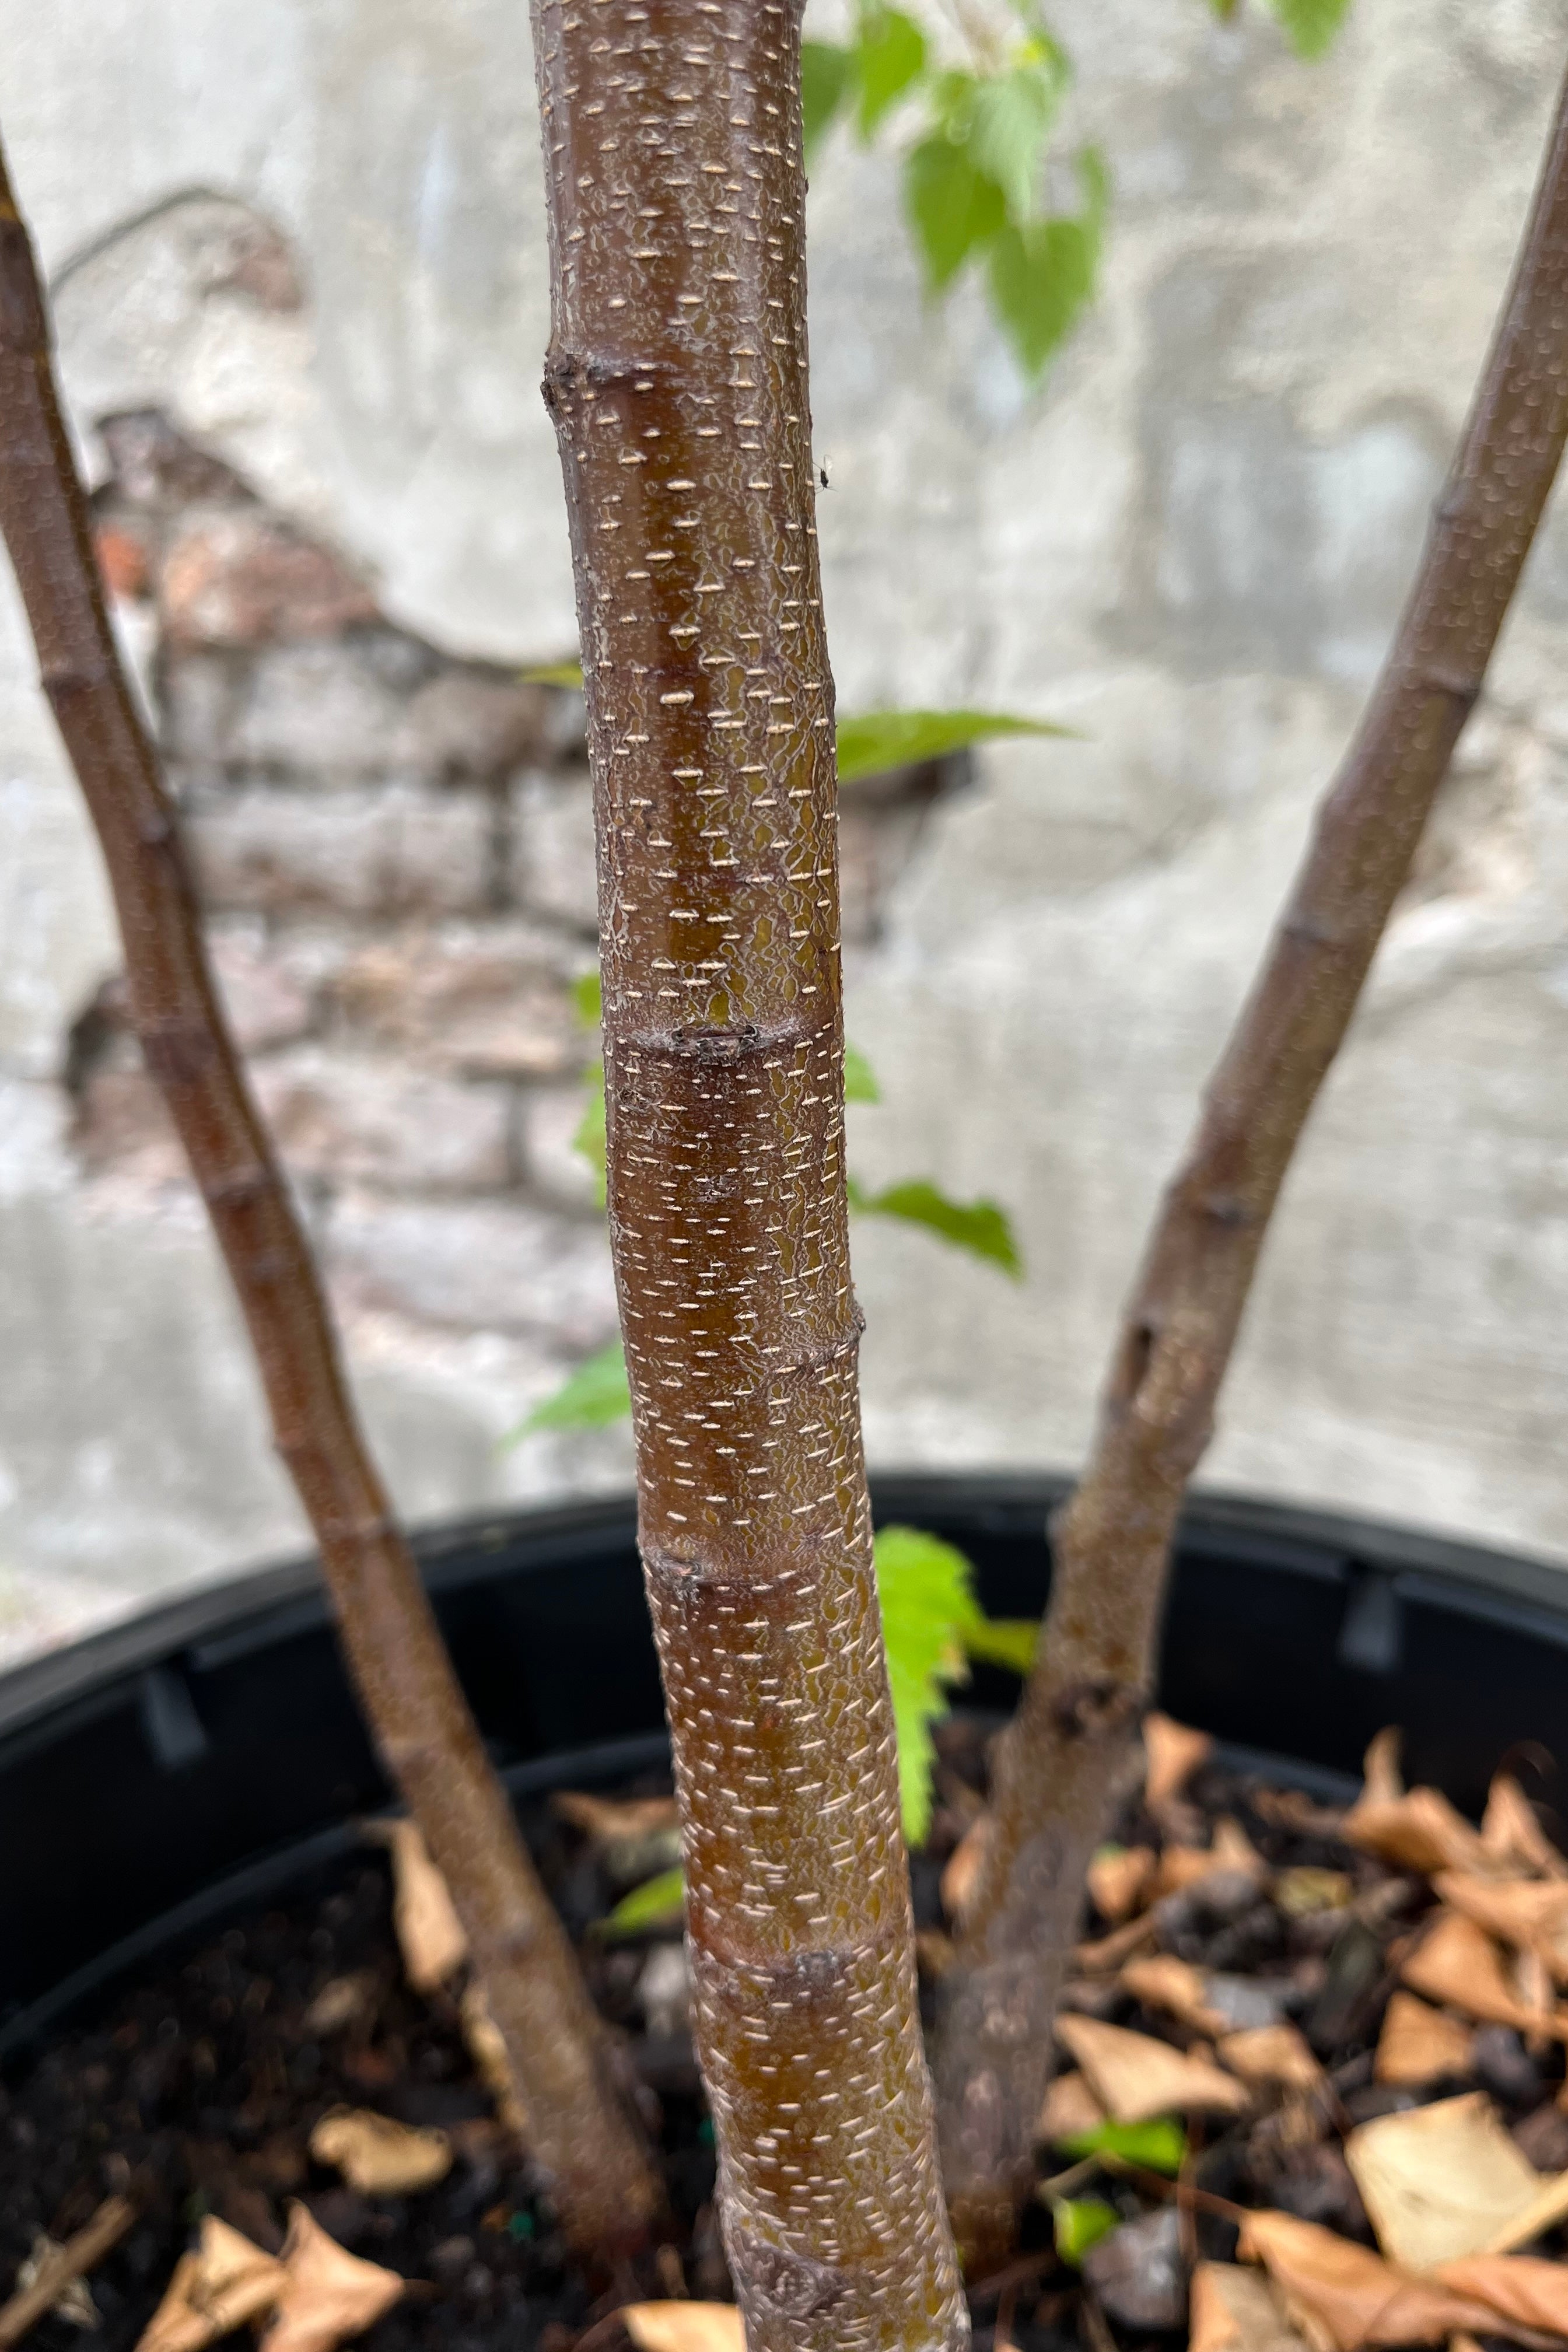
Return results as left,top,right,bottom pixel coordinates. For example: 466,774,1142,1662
0,133,659,2258
531,2,966,2342
0,2199,134,2352
934,49,1568,2271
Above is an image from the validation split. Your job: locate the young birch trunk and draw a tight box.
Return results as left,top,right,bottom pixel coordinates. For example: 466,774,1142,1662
532,4,966,2341
933,55,1568,2273
0,135,659,2260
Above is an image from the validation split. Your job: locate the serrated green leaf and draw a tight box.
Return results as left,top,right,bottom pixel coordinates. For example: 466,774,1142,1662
598,1863,685,1938
987,146,1107,380
514,1338,631,1437
802,40,856,162
967,55,1066,222
855,6,927,136
961,1615,1039,1674
519,660,584,689
570,969,602,1027
874,1525,977,1846
904,132,1007,292
1059,2115,1189,2175
844,1042,881,1104
1053,2196,1120,2267
849,1177,1023,1279
837,706,1073,782
573,1061,607,1205
1268,0,1351,59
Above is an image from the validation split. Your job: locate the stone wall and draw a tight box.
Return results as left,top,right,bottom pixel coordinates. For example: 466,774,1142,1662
4,0,1568,1660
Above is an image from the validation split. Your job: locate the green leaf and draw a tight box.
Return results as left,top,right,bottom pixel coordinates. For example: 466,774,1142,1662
904,132,1007,292
849,1177,1023,1279
844,1042,881,1104
572,1061,607,1206
1058,2116,1189,2176
874,1525,977,1846
519,660,584,689
987,145,1107,380
1268,0,1351,59
802,40,856,162
967,53,1067,221
570,969,602,1027
514,1339,631,1436
855,6,927,137
961,1615,1039,1674
598,1864,685,1939
836,706,1072,783
1053,2196,1121,2267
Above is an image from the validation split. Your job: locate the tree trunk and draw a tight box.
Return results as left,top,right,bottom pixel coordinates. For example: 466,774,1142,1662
531,4,965,2341
0,134,659,2262
933,51,1568,2274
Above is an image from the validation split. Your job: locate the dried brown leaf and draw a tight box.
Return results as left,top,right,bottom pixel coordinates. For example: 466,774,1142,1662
1375,1993,1475,2087
620,2306,746,2352
1088,1845,1156,1924
1433,1874,1568,1979
1432,2255,1568,2338
1219,2025,1324,2094
1345,1790,1491,1878
1345,2094,1544,2271
1483,1777,1568,1881
1073,1912,1161,1973
941,1812,991,1922
1275,1868,1353,1920
362,1818,467,1993
1237,2210,1505,2352
459,1982,528,2140
262,2206,401,2352
1145,1713,1214,1810
135,2218,285,2352
307,2108,452,2196
1056,2014,1250,2124
552,1791,680,1844
1191,2262,1315,2352
1362,1730,1406,1808
1038,2068,1107,2143
1402,1913,1568,2040
1122,1954,1230,2036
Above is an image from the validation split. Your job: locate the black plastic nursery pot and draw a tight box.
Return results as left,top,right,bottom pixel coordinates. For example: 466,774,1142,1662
4,1468,1568,2063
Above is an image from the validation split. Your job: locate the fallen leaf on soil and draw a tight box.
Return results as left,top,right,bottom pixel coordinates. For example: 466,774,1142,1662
1431,2256,1568,2339
299,1973,377,2039
552,1790,680,1843
1346,1789,1491,1878
1157,1819,1266,1898
1483,1775,1568,1881
1374,1993,1474,2087
1219,2024,1324,2094
941,1811,991,1921
1237,2210,1503,2351
136,2218,285,2352
1040,2068,1107,2143
1362,1728,1405,1807
1274,1868,1353,1920
1145,1712,1214,1810
1056,2014,1250,2124
1191,2262,1315,2352
1122,1954,1229,2035
1433,1875,1568,1978
460,1982,527,2140
1482,2166,1568,2257
620,2305,745,2352
1089,1844,1156,1923
362,1818,468,1992
1402,1913,1568,2040
308,2107,452,2195
1073,1911,1161,1972
12,2237,98,2330
262,2206,402,2352
1345,2092,1545,2270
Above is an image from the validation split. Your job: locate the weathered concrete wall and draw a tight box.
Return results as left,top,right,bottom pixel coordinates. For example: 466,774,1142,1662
2,0,1567,1660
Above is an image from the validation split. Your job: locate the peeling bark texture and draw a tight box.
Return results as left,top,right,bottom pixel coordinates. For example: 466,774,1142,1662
935,53,1568,2274
0,135,659,2260
531,5,965,2344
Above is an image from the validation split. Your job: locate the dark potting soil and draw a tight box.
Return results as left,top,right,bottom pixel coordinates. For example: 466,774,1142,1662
3,1721,1566,2352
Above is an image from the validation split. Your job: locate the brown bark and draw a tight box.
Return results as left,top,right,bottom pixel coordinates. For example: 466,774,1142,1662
933,53,1568,2273
531,3,965,2342
0,135,658,2260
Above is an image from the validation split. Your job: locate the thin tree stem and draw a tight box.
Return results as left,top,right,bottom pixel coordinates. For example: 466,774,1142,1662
935,50,1568,2272
531,2,966,2342
0,131,659,2259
